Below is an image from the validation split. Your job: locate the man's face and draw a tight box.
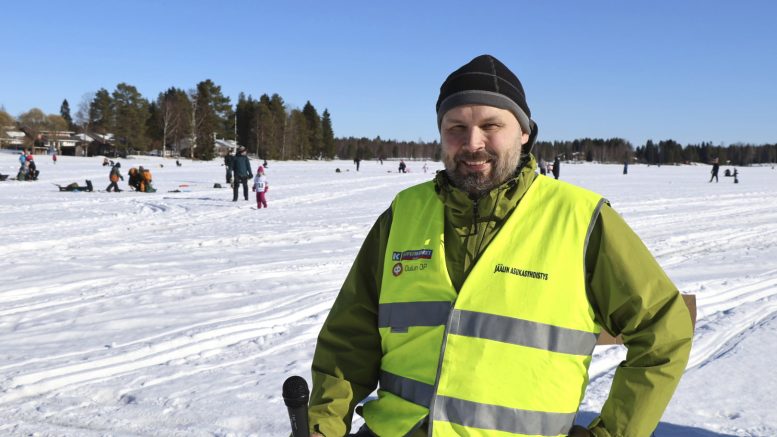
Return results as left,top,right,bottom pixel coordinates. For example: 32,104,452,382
440,105,529,196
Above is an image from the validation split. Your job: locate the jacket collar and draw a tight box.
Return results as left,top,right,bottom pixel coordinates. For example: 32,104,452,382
434,155,538,227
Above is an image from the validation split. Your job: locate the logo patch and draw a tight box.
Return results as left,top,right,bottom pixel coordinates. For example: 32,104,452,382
392,249,433,261
392,263,403,277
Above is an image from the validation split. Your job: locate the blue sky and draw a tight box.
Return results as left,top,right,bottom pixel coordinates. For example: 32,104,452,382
2,1,776,147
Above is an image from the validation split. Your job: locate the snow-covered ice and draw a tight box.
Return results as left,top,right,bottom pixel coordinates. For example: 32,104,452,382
1,151,775,436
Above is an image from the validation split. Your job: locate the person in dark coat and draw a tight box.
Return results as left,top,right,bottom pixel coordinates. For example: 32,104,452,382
552,156,560,180
224,150,234,184
709,158,720,183
398,160,407,173
231,146,252,201
623,159,629,175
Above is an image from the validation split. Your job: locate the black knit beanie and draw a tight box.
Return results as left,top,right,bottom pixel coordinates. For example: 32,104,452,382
436,54,535,137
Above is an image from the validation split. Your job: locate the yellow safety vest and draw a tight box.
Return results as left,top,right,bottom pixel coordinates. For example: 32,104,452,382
362,176,605,436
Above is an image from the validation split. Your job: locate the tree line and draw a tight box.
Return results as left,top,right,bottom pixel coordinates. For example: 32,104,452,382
1,80,336,161
635,140,777,166
533,137,776,166
3,99,776,165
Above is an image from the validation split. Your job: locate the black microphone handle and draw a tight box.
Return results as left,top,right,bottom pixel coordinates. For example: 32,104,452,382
286,404,310,437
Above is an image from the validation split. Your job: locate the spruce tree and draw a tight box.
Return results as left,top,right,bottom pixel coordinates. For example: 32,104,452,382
302,101,322,159
321,109,335,159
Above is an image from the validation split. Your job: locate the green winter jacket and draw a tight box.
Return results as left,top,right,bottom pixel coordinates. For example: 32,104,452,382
310,156,693,437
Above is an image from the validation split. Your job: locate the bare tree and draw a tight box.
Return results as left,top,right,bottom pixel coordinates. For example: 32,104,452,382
75,92,95,133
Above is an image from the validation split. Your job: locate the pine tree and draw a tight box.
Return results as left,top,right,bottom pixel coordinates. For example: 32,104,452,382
112,83,150,153
60,99,74,131
269,94,286,160
287,109,309,160
89,89,113,134
193,79,231,160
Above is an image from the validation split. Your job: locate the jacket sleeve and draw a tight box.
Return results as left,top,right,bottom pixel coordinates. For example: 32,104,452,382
308,208,392,437
585,205,693,437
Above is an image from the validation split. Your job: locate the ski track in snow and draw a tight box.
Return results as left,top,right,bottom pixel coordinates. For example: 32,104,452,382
1,154,776,436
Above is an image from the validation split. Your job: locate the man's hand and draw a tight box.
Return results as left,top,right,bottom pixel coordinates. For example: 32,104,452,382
568,425,593,437
311,434,324,437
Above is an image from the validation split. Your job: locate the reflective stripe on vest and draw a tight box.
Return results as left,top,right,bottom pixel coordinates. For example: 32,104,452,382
362,176,604,437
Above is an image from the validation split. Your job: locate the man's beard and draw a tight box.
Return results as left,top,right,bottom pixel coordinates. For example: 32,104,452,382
443,142,523,197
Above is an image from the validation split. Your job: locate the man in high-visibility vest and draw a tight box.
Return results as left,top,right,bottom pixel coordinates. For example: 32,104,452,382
308,55,693,437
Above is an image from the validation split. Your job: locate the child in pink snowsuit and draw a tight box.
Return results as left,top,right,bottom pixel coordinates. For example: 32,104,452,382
253,166,268,208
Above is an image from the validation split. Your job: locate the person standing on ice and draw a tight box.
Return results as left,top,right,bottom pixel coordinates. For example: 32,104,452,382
709,157,720,182
307,54,692,437
224,149,234,185
252,165,268,209
106,162,124,192
231,146,252,202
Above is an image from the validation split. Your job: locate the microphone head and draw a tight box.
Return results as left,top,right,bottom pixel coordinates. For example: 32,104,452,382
282,376,310,408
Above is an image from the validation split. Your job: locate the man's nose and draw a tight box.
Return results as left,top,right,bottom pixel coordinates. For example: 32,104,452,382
463,127,486,151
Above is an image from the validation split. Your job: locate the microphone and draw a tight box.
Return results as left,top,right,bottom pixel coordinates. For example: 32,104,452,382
283,376,310,437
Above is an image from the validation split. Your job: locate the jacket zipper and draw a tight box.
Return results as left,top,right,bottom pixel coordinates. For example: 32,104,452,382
472,198,484,259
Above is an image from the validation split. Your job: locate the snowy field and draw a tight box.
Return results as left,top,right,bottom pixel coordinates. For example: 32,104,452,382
1,150,776,437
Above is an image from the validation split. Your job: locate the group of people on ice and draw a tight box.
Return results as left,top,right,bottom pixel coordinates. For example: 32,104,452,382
15,150,40,181
538,156,561,179
225,146,269,208
104,162,156,192
709,157,739,183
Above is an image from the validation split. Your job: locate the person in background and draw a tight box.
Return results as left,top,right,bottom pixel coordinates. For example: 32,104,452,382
307,54,692,437
709,157,720,183
106,162,123,192
17,160,29,181
53,153,58,164
139,166,156,192
552,155,561,179
231,146,252,201
538,158,547,175
398,159,407,173
224,149,234,185
127,167,141,191
27,155,39,180
252,166,269,209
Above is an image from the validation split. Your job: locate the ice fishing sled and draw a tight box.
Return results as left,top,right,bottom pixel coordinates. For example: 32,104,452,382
56,180,94,192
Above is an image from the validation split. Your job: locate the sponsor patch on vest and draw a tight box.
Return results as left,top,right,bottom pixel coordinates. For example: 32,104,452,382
391,260,430,277
392,249,433,261
493,263,549,281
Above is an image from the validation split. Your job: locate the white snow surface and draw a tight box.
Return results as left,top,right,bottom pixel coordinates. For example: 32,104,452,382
1,151,776,437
